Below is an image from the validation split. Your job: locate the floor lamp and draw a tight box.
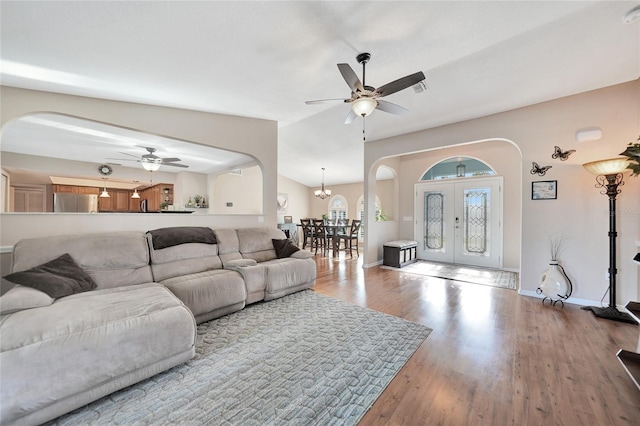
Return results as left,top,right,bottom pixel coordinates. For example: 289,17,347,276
582,158,638,325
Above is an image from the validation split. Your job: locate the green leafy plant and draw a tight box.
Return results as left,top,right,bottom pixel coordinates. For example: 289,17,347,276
620,135,640,177
193,195,203,205
375,210,387,222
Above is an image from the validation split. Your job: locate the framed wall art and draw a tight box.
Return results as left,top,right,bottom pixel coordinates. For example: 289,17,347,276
277,193,288,212
532,180,557,200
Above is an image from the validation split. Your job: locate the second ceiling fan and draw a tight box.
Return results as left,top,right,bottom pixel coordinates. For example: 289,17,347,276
108,147,189,171
305,52,426,124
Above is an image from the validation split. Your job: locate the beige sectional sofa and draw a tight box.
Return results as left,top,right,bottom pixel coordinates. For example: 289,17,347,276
0,226,316,426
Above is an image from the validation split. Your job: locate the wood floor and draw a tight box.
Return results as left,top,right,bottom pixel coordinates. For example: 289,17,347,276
311,253,640,426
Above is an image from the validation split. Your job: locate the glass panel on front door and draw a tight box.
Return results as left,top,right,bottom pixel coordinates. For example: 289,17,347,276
463,188,489,256
424,192,445,251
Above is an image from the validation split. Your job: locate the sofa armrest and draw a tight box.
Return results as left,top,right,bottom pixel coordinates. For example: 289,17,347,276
289,250,313,260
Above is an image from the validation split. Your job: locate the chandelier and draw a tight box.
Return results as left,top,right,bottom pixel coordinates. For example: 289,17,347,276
314,167,332,199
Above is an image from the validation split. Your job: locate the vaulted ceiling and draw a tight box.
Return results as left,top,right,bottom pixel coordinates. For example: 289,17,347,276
1,1,638,187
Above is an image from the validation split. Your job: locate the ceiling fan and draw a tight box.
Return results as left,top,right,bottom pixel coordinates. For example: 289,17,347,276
305,52,426,124
107,147,189,171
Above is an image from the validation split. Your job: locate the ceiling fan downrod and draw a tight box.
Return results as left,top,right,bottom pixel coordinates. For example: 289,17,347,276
356,52,371,90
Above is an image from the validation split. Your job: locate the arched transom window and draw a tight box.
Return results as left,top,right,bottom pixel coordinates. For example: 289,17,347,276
421,157,495,180
329,195,347,220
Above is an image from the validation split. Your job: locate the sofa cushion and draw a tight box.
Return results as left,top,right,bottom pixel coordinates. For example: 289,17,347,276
11,232,153,290
272,238,300,258
160,269,246,319
147,232,222,282
236,227,287,262
0,285,54,315
0,283,196,425
3,253,96,299
148,226,216,249
262,258,317,300
214,228,243,264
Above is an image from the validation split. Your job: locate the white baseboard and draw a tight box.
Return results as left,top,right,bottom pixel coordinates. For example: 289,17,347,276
517,289,631,311
364,260,383,269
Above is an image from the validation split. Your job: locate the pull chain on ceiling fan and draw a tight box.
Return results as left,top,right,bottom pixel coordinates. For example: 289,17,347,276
305,52,426,140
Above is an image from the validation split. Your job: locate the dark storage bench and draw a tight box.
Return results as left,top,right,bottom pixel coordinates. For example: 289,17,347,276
383,240,418,268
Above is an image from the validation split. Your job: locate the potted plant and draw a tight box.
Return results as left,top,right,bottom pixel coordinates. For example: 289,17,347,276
620,135,640,176
193,195,202,207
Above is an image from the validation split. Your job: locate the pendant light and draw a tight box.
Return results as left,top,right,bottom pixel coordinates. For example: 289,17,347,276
99,178,110,198
131,180,140,199
314,167,332,199
456,159,466,177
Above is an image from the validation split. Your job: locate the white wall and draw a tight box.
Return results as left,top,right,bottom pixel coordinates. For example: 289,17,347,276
211,165,263,214
277,174,310,224
364,80,640,307
0,86,278,249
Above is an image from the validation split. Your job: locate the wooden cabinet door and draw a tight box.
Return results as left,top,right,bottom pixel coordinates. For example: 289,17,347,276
78,186,100,195
98,194,113,211
130,194,141,212
53,185,78,194
114,190,131,211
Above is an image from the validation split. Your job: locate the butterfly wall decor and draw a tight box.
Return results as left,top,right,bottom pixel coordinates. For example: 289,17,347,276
531,162,552,176
551,146,576,161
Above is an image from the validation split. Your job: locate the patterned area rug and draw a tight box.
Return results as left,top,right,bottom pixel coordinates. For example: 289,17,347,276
382,260,518,290
48,290,431,425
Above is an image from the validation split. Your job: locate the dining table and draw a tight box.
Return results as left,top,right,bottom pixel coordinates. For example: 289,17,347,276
296,221,348,255
322,223,349,254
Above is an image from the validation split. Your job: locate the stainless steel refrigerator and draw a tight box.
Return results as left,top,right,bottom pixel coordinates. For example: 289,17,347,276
53,193,99,213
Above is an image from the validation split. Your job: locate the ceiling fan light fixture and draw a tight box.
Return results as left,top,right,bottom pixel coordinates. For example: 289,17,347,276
141,157,161,171
351,97,377,117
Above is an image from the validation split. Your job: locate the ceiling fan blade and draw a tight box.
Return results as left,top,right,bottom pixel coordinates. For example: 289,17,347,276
106,157,137,162
375,71,426,97
305,98,348,105
117,152,140,158
344,109,357,125
375,99,409,115
337,63,364,92
161,158,181,163
162,162,189,168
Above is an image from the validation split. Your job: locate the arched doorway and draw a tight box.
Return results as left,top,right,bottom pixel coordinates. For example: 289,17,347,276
415,157,503,269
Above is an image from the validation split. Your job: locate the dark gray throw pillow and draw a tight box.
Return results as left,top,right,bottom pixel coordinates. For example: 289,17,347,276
272,238,300,259
3,253,97,299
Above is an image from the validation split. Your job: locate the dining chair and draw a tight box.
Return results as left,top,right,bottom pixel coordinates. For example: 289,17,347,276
300,218,313,250
337,219,361,257
312,219,328,255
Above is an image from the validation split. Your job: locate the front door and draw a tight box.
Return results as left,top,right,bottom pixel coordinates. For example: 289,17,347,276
415,177,503,269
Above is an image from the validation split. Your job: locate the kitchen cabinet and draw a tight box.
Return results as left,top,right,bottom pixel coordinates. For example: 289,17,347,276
98,193,113,211
52,185,78,194
98,190,132,212
140,184,173,212
78,186,99,195
130,195,142,212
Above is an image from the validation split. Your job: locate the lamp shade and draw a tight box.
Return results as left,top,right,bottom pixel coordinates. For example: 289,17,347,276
141,158,162,171
583,157,630,176
351,97,377,117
